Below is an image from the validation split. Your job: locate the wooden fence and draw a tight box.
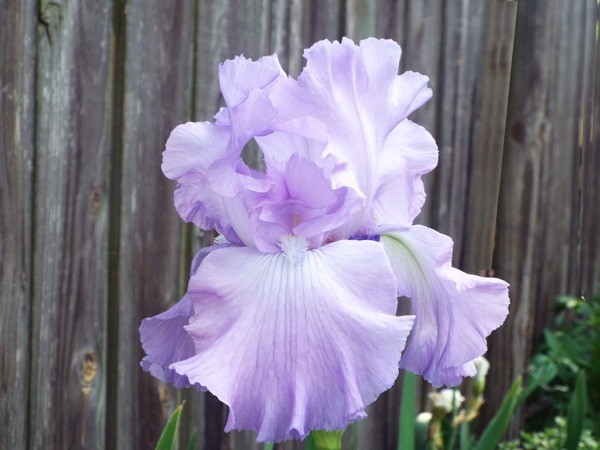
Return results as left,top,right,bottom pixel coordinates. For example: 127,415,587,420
1,0,599,448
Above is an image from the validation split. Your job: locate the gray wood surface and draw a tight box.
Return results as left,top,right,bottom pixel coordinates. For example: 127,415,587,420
0,0,36,448
1,0,599,448
488,0,599,433
29,0,112,447
110,0,195,448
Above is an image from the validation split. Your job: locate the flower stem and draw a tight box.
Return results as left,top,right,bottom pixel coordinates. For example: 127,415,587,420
308,430,344,450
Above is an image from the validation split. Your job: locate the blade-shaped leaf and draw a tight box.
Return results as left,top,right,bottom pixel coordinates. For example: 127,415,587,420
186,428,197,450
565,371,587,450
155,401,185,450
460,423,474,450
474,377,522,450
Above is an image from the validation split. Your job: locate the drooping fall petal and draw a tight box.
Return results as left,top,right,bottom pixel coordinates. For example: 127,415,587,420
381,226,509,387
172,238,414,442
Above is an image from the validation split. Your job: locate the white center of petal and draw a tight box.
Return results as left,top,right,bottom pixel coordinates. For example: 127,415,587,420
279,235,309,264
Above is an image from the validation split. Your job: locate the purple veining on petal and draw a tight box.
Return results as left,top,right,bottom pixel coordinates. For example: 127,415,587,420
172,240,414,442
349,234,380,242
141,37,510,443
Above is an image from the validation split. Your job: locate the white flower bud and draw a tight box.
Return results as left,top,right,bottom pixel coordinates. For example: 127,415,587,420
428,389,465,414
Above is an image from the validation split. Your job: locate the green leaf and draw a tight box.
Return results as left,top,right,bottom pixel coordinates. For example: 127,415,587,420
474,377,522,450
264,443,274,450
446,389,460,450
521,363,558,399
459,423,474,450
544,330,564,357
565,371,587,450
155,401,185,450
186,428,197,450
398,371,417,450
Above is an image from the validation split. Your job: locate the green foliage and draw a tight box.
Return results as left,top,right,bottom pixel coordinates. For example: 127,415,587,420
186,428,197,450
474,377,523,450
155,401,185,450
498,417,599,450
565,372,588,450
527,291,600,433
154,401,198,450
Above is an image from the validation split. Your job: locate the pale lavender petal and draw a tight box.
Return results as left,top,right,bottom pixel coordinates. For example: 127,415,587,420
172,239,414,442
139,294,200,389
259,155,361,249
162,122,233,232
393,71,433,119
162,122,261,247
140,244,234,389
269,38,434,235
219,55,285,108
381,226,509,387
371,120,438,227
208,55,285,197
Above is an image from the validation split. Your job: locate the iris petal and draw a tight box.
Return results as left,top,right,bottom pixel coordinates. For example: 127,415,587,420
372,120,438,228
172,239,414,442
381,226,509,387
139,294,199,389
270,38,435,237
139,244,233,389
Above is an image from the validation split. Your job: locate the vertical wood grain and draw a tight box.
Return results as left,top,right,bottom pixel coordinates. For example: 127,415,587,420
110,0,195,448
429,0,487,256
393,0,444,234
0,0,36,448
487,0,596,434
31,0,112,447
579,1,600,296
461,1,517,273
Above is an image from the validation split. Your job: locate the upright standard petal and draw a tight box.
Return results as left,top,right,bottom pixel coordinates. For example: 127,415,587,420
370,120,438,228
381,226,509,387
269,38,435,235
172,239,414,442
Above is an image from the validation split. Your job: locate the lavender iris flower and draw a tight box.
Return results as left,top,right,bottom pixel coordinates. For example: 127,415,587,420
139,38,509,443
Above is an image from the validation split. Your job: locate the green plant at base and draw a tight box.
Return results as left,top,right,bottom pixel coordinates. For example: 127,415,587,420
154,401,198,450
155,401,185,450
527,291,600,433
498,417,599,450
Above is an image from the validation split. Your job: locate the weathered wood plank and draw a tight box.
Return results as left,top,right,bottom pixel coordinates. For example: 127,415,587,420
0,0,36,448
461,1,517,273
488,0,596,435
429,0,488,257
30,0,112,447
578,1,600,296
307,0,343,43
109,0,195,448
345,0,379,40
394,0,444,238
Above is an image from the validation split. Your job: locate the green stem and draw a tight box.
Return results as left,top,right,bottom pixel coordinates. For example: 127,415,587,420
399,372,417,450
308,430,344,450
